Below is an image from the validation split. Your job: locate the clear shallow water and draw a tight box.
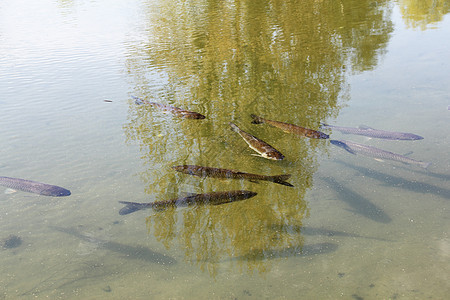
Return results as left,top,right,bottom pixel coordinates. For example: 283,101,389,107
1,0,449,299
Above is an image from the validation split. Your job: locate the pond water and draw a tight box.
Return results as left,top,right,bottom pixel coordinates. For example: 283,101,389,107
1,0,449,299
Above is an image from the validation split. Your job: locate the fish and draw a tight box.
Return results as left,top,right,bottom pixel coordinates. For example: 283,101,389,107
0,176,71,196
330,139,431,168
172,165,293,187
251,114,329,139
132,96,205,119
321,123,423,140
229,122,285,160
118,190,257,215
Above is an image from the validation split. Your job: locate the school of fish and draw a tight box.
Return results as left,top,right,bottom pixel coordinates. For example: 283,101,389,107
2,96,429,219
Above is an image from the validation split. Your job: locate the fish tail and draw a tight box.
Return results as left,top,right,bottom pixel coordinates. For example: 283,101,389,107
330,140,356,155
118,201,150,215
250,114,264,124
269,174,294,187
229,122,240,133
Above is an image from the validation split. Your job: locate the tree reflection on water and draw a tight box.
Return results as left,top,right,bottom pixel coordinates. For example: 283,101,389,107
124,0,394,276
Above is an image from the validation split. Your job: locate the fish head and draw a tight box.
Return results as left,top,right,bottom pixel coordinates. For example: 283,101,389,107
229,190,258,198
263,151,285,160
241,191,258,199
40,186,71,196
180,112,206,119
172,165,200,175
172,165,185,171
309,131,329,139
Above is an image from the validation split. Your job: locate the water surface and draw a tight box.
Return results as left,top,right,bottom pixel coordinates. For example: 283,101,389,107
1,0,449,299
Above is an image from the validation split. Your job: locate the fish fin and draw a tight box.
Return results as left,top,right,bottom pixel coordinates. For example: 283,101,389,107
271,174,294,187
118,201,149,215
421,162,431,169
358,125,373,130
250,114,263,124
250,154,265,158
373,158,385,162
402,151,413,156
248,180,260,184
4,188,17,194
118,201,136,205
319,123,329,128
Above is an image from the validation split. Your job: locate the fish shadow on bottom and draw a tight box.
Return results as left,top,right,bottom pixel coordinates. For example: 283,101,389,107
320,177,392,224
50,226,176,265
230,242,338,262
267,225,393,242
334,160,450,200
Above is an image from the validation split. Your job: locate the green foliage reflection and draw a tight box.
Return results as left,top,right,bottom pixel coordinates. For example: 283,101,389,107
399,0,450,30
124,0,393,276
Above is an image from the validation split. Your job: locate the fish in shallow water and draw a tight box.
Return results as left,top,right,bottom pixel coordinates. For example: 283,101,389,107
251,114,329,139
330,140,431,168
321,123,423,140
118,190,257,215
229,122,284,160
0,176,71,196
172,165,293,187
132,95,205,119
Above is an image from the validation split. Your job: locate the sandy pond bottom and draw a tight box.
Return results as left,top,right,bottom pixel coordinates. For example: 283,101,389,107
1,159,448,300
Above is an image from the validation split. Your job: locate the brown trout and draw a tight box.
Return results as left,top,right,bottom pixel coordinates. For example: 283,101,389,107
132,96,205,119
229,122,285,160
172,165,293,187
118,190,257,215
251,114,329,139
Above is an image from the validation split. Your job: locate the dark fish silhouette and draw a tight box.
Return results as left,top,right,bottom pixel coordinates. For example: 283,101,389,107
321,123,423,140
119,190,257,215
267,224,392,241
251,114,329,139
50,226,176,265
132,96,205,119
330,140,430,168
320,176,392,224
232,243,338,261
0,176,71,196
172,165,293,187
229,122,284,160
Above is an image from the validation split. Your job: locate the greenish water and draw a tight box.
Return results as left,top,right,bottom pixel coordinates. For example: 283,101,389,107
1,0,449,299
